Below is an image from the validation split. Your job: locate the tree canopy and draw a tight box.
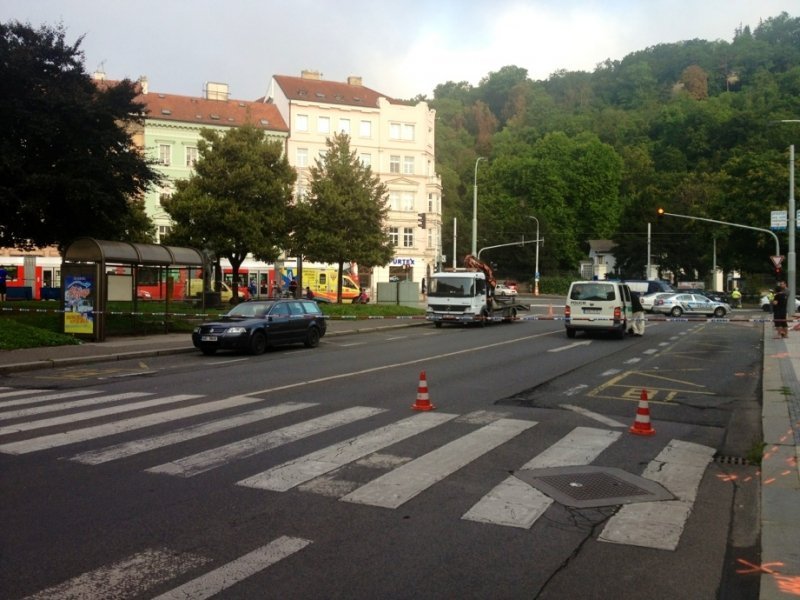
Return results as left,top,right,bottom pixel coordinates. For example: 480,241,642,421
294,132,393,301
0,21,159,250
163,124,296,297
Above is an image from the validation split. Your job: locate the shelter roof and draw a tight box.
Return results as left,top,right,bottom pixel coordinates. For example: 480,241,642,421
63,238,205,266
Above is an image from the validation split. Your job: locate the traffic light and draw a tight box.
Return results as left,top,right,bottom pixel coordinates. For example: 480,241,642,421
417,213,427,229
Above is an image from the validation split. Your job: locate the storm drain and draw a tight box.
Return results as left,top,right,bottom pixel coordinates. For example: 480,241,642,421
514,465,674,509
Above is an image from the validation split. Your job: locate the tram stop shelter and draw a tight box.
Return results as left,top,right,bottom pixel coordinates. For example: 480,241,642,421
62,237,206,341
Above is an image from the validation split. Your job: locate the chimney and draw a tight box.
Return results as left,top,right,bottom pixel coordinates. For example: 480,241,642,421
347,76,363,86
301,70,322,80
138,76,149,95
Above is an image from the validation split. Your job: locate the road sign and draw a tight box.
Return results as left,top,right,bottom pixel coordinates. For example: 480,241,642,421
771,210,787,230
771,255,784,268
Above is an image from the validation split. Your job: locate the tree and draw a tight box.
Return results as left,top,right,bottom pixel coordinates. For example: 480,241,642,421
0,21,159,250
294,132,394,302
164,124,296,299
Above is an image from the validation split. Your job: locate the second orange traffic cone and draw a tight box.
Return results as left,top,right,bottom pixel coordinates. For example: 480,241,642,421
412,371,436,411
629,389,655,436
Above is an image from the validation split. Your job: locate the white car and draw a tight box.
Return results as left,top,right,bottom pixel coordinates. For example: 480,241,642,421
760,294,800,312
639,292,673,312
495,284,517,296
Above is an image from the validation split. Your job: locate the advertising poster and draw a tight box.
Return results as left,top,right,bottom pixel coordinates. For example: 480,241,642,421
64,272,95,335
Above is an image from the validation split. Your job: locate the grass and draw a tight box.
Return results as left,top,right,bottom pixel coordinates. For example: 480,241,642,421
0,299,426,350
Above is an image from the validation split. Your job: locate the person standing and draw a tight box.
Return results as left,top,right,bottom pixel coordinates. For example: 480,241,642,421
731,288,742,308
630,291,645,336
773,283,788,338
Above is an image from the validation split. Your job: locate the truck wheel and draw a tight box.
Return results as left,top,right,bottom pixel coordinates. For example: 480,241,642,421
480,309,489,327
566,328,576,339
503,308,517,323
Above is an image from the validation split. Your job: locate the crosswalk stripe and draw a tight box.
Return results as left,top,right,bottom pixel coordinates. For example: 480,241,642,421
341,418,537,509
150,536,311,600
0,395,272,455
462,427,621,528
237,412,457,492
598,439,715,550
0,390,100,411
0,388,46,400
0,392,169,436
0,391,148,421
21,548,211,600
147,406,386,478
70,402,318,465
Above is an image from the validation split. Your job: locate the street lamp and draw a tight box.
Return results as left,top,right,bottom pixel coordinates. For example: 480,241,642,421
472,157,486,256
528,216,540,296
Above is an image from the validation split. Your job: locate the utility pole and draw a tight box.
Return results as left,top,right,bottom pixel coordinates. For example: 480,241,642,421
471,157,485,256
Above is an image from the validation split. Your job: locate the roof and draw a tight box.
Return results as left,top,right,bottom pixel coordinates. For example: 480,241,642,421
588,239,617,253
138,91,288,132
271,74,410,108
63,238,205,267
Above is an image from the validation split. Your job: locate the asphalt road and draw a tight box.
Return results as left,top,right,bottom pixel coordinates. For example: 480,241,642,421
0,312,764,599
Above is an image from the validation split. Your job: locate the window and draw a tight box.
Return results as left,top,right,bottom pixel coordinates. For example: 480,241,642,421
359,153,371,167
403,156,414,175
389,192,401,211
390,123,401,139
296,148,308,167
296,114,309,131
403,227,413,248
157,225,171,243
403,124,415,140
390,155,400,173
318,116,330,134
185,146,198,167
401,192,414,212
339,118,350,134
389,122,415,141
359,120,372,138
158,144,171,166
389,227,399,246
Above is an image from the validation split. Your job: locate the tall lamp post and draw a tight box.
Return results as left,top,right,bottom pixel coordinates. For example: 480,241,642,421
472,157,486,256
776,121,798,311
528,216,540,296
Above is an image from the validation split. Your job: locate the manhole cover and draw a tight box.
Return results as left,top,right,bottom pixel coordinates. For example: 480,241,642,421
514,465,674,508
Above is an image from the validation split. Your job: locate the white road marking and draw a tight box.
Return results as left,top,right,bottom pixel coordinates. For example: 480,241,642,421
624,358,641,364
559,404,627,428
548,341,592,353
22,548,211,600
601,369,621,377
237,412,457,492
598,439,715,550
0,389,100,410
70,402,317,465
0,388,46,400
206,358,249,365
341,418,536,509
0,392,150,421
147,406,385,478
462,427,621,528
151,536,311,600
644,349,658,355
564,384,588,397
0,394,271,455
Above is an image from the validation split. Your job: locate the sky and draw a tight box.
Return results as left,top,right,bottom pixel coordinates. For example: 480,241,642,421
2,1,796,101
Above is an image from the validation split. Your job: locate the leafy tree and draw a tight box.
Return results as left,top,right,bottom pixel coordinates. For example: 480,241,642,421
0,21,159,251
294,132,393,302
163,124,296,298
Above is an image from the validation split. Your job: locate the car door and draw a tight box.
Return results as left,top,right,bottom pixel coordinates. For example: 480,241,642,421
266,302,292,344
287,301,308,341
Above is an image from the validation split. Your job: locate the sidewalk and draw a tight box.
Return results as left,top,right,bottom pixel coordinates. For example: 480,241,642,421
0,317,797,597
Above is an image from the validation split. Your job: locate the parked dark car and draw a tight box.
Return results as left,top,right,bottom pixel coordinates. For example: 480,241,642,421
192,299,327,356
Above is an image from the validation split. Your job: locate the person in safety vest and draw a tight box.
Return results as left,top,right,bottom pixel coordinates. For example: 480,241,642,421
731,288,742,308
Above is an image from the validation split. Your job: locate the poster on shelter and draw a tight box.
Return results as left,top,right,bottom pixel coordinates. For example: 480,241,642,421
64,273,95,334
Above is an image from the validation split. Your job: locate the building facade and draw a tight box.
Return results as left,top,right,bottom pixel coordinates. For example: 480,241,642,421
266,70,442,285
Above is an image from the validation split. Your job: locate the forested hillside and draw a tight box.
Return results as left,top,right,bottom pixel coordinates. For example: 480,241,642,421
427,12,800,285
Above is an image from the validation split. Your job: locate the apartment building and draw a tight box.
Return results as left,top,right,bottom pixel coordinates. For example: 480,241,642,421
265,70,442,285
135,78,289,243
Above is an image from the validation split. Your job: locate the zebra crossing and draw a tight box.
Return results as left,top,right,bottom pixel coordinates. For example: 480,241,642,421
1,385,716,598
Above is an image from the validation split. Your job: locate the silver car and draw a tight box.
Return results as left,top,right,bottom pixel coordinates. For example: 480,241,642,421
651,293,731,318
639,292,673,313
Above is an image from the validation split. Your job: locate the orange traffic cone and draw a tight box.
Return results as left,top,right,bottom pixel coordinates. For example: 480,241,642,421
412,371,436,411
629,389,655,436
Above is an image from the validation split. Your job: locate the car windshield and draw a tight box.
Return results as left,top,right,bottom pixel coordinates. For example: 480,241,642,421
428,277,476,297
570,283,616,301
226,302,272,318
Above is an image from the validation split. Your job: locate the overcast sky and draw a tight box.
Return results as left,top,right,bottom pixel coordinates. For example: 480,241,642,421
2,1,795,101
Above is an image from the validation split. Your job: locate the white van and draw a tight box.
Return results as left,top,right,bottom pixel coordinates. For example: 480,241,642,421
616,279,673,296
565,280,632,339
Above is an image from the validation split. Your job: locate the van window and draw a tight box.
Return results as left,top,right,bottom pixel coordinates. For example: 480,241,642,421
570,283,616,301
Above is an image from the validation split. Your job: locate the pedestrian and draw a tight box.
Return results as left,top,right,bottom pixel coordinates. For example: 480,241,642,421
0,265,7,302
289,278,298,297
305,286,315,300
421,278,426,295
731,288,742,308
773,283,788,338
248,278,257,298
630,291,645,336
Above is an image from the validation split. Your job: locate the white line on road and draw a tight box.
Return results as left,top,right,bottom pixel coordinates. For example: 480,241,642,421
462,427,621,528
598,439,715,550
0,392,151,422
559,404,627,428
624,358,641,364
548,340,592,353
564,384,588,397
151,536,311,600
147,406,385,478
237,412,457,492
0,388,46,400
70,402,317,465
341,418,536,509
601,369,621,377
0,389,100,410
644,348,659,354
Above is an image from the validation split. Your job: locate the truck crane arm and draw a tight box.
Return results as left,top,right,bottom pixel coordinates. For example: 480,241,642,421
463,254,496,290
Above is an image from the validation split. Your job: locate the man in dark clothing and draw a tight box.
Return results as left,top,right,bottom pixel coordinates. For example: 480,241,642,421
773,283,788,338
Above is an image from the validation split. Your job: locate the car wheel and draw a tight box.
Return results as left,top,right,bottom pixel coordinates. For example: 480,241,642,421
670,306,683,317
201,347,216,356
566,327,576,338
713,307,726,318
304,327,320,348
249,331,267,355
